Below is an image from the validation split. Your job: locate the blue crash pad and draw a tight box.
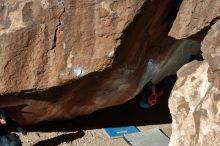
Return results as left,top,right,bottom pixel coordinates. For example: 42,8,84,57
103,126,140,139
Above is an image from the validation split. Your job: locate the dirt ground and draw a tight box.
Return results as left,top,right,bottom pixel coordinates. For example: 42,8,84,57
18,124,171,146
17,76,176,146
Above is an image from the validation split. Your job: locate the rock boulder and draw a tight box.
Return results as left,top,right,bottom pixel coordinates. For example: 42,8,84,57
169,0,220,145
1,0,190,125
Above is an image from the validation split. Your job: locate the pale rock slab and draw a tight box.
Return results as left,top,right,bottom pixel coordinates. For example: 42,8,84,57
201,20,220,90
169,61,220,146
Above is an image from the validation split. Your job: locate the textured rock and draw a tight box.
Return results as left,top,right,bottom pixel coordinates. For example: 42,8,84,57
169,3,220,145
169,61,220,146
0,0,189,125
0,0,145,93
169,0,220,39
201,20,220,89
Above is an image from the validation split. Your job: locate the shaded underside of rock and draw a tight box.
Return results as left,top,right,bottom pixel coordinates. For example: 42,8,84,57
0,0,191,125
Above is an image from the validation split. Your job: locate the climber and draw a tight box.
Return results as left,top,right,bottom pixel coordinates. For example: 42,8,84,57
139,81,163,108
0,109,26,146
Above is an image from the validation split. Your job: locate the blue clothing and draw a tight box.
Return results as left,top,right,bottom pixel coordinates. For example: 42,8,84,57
138,81,154,109
0,133,22,146
139,92,153,108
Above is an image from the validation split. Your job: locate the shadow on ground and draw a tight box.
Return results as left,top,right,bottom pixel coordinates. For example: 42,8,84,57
32,131,85,146
25,75,176,133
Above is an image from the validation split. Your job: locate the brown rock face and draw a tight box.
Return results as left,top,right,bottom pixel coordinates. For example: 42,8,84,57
169,0,220,39
1,0,190,125
169,61,220,146
0,0,145,93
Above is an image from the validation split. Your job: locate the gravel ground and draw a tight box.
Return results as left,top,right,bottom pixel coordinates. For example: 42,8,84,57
18,123,171,146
